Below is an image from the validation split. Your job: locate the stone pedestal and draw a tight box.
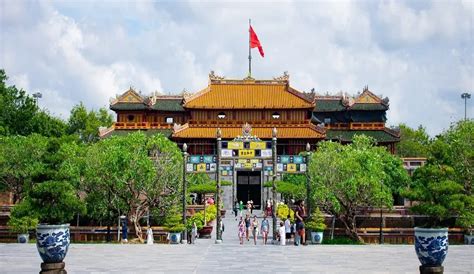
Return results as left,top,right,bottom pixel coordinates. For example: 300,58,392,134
40,262,67,274
419,265,443,274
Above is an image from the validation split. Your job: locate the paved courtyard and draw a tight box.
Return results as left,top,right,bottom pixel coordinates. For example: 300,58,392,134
1,213,473,273
1,241,473,273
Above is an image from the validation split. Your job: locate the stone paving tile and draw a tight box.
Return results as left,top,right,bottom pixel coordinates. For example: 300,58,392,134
0,212,473,273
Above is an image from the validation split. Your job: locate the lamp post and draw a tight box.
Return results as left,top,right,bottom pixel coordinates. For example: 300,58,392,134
461,93,471,120
305,143,311,216
379,181,384,244
272,127,278,242
215,128,222,244
32,92,42,106
182,143,188,244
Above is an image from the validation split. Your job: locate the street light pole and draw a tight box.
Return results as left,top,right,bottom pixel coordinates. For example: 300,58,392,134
272,127,278,242
182,143,188,244
461,92,471,120
305,143,311,216
32,92,42,106
215,128,222,244
379,181,384,244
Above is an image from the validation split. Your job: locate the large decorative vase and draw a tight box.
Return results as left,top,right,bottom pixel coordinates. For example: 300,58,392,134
168,232,181,244
310,231,324,244
17,233,29,244
414,227,448,266
198,225,213,239
36,224,70,263
464,235,474,245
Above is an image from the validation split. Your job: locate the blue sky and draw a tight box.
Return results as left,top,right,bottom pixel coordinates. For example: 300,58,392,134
0,0,472,135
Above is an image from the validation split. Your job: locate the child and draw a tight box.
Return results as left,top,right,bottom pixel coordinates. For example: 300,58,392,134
285,215,291,244
278,221,286,245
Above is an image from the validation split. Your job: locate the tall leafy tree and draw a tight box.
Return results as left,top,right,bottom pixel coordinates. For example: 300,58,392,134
395,123,431,157
67,102,113,142
308,135,409,241
0,70,38,136
403,120,473,230
30,110,68,138
69,132,183,242
0,70,68,137
0,134,48,203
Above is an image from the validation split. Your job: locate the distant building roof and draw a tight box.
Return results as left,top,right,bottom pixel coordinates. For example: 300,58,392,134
314,87,389,112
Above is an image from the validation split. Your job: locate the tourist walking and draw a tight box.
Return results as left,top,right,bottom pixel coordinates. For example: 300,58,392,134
233,200,239,220
295,200,307,246
278,222,286,245
245,214,251,241
191,222,197,244
146,226,153,245
238,217,245,245
284,215,291,244
265,199,272,217
261,215,270,245
251,215,259,245
239,201,244,217
250,200,254,214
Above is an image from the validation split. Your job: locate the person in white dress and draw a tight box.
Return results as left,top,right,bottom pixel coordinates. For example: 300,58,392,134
146,226,154,245
278,222,286,245
191,222,197,244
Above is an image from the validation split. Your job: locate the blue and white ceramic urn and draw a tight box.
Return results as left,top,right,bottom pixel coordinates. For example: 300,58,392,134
414,227,448,266
169,232,181,244
36,224,70,263
310,231,324,244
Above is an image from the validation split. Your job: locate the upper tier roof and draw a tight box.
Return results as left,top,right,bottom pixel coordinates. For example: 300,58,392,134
314,87,389,112
183,72,314,109
110,88,185,112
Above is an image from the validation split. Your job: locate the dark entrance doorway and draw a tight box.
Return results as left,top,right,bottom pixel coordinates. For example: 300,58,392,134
237,171,261,209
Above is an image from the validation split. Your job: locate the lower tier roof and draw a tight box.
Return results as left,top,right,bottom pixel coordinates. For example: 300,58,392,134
326,129,400,143
173,124,325,139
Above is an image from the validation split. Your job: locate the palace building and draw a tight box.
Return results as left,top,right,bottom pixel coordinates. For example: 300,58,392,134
100,72,400,209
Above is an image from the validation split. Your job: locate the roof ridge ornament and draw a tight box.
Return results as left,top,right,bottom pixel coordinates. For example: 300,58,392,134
232,122,261,141
173,123,182,132
273,71,289,81
209,71,225,81
243,75,255,81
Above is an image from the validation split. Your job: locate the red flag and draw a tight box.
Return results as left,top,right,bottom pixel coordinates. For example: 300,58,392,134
249,26,264,57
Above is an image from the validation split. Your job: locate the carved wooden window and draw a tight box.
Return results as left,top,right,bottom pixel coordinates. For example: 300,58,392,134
127,115,135,122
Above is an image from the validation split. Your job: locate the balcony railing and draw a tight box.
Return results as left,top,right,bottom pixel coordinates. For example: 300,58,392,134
114,122,174,129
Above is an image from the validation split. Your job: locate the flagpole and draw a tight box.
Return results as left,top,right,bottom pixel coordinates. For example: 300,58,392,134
248,18,252,77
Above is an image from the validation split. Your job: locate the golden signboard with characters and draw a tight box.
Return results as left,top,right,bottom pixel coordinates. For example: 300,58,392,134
287,163,297,173
238,149,255,158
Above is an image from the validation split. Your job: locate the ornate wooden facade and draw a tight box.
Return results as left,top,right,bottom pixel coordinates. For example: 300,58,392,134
102,73,399,154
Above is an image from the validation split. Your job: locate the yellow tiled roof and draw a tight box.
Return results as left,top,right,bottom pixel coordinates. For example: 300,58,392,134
173,124,325,139
184,83,314,109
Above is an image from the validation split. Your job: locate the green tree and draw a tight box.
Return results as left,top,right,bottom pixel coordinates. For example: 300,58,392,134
0,70,38,136
67,102,113,142
308,135,408,241
395,124,431,157
30,110,68,138
11,181,85,224
74,132,182,242
403,120,473,231
402,164,466,227
0,134,48,203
